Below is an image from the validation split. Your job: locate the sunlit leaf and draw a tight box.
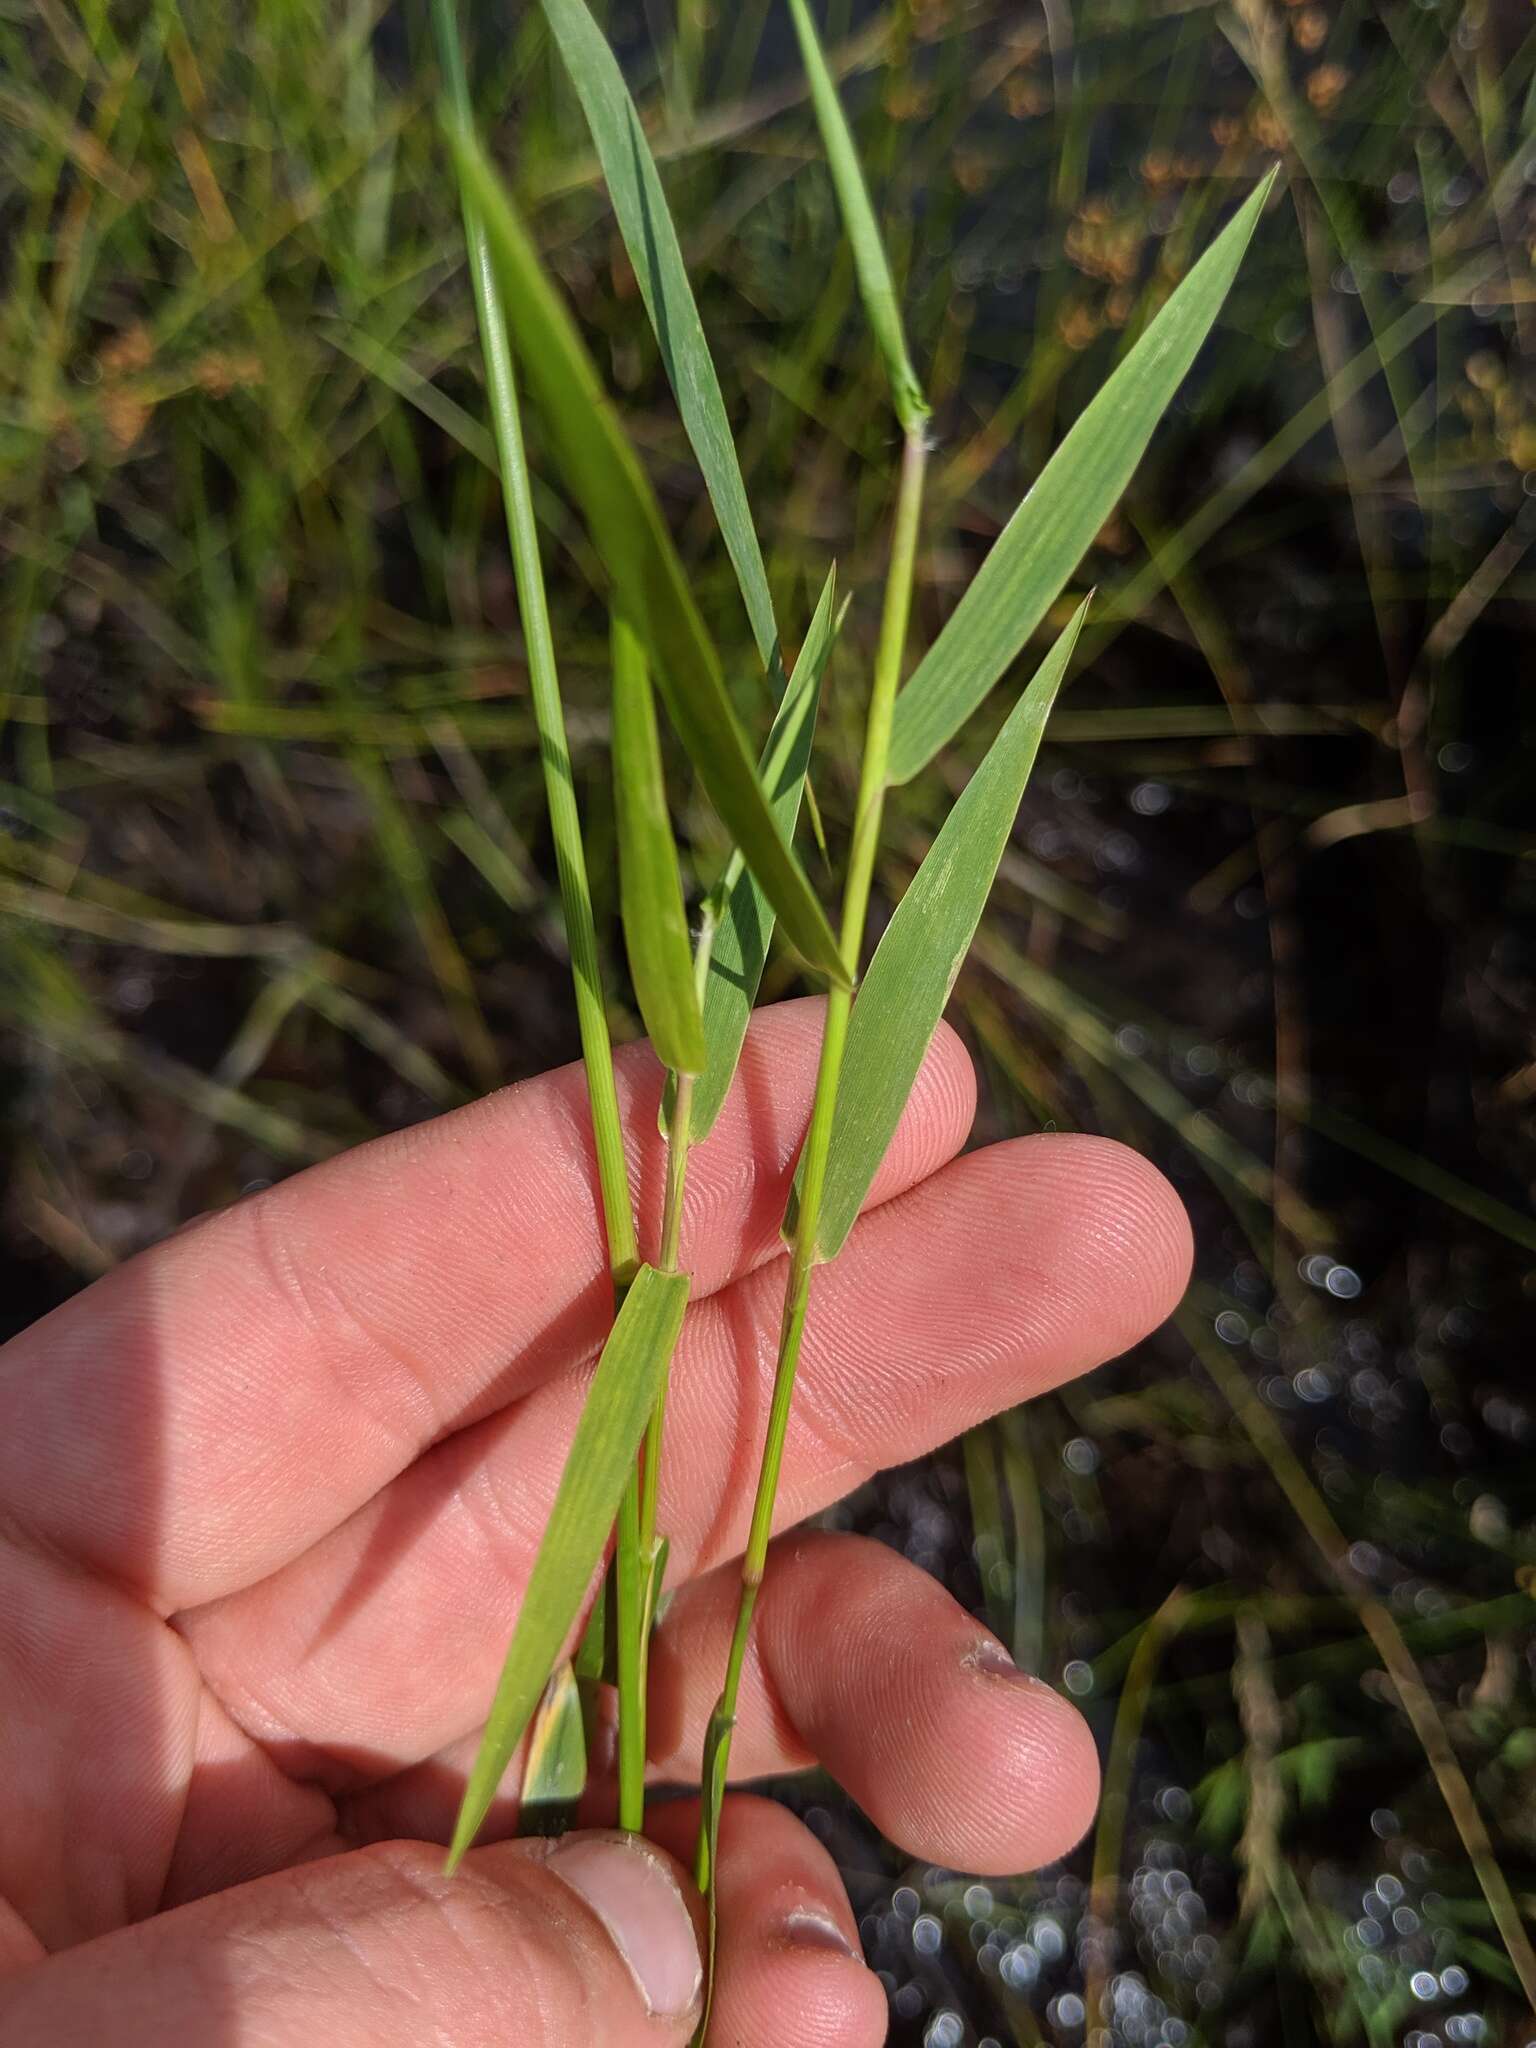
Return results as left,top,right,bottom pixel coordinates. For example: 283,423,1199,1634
783,0,928,434
612,616,706,1075
446,1263,691,1868
887,174,1275,783
448,124,849,988
518,1661,587,1837
690,565,840,1138
536,0,778,671
804,598,1089,1259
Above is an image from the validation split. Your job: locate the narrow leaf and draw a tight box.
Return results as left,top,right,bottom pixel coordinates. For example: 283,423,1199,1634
518,1661,587,1837
887,173,1275,784
612,616,706,1075
784,0,929,433
449,126,849,988
690,565,840,1138
446,1263,691,1868
536,0,778,671
573,1565,615,1686
806,598,1090,1260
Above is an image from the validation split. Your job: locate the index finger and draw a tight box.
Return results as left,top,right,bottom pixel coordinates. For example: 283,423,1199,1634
0,1000,975,1608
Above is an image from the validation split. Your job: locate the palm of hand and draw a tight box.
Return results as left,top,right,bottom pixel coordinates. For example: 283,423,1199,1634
0,1002,1187,2045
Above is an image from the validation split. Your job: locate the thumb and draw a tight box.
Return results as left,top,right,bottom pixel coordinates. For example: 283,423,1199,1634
0,1833,705,2047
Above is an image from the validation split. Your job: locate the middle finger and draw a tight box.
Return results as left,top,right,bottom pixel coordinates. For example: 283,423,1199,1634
342,1530,1098,1878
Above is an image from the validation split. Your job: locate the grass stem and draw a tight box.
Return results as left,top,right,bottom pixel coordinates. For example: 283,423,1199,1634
633,940,717,1796
639,1069,694,1562
613,1471,646,1831
639,886,722,1567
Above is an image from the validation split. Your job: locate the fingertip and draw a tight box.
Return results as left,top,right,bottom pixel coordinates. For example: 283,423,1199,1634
1074,1129,1193,1276
536,1832,704,2023
754,1939,890,2048
920,1132,1192,1379
1039,1132,1194,1338
855,1637,1099,1877
740,1534,1102,1879
959,1643,1102,1871
644,1795,884,2048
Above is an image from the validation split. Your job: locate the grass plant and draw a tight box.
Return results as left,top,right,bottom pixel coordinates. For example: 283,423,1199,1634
6,0,1535,2035
429,0,1270,2007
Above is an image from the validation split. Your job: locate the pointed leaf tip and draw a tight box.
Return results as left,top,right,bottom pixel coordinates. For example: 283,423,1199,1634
888,178,1270,783
536,0,779,671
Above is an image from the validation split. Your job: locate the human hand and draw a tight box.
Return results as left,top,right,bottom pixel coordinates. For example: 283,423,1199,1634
0,998,1189,2045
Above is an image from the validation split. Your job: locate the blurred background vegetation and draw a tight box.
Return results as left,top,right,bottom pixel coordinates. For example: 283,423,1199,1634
3,0,1535,2040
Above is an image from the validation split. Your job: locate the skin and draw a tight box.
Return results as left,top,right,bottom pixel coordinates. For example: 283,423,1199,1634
0,998,1191,2045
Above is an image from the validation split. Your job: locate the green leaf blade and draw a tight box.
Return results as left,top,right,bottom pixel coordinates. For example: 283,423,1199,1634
446,1263,691,1869
536,0,778,672
448,125,848,989
612,616,706,1075
808,597,1090,1259
784,0,928,433
888,173,1275,784
691,566,840,1138
517,1660,588,1837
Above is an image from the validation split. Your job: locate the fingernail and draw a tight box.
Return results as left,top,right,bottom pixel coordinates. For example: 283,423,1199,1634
782,1906,859,1959
549,1835,702,2018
